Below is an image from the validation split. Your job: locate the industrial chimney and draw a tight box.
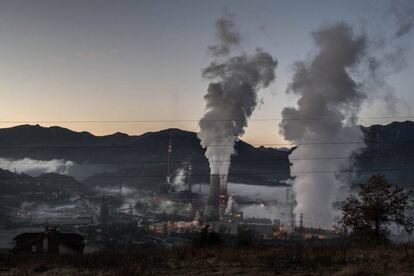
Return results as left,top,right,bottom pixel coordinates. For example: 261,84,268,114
204,174,221,220
219,174,228,217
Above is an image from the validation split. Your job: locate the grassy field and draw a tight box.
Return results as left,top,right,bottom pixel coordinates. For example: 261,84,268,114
0,244,414,275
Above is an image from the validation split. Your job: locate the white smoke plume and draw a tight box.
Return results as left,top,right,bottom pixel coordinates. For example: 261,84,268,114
240,204,282,222
208,16,241,57
198,16,278,176
15,200,99,221
0,157,74,176
224,192,236,214
171,168,187,192
279,23,368,227
227,183,292,222
194,182,292,222
94,185,137,197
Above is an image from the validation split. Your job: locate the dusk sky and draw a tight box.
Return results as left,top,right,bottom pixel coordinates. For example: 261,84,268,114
0,0,413,145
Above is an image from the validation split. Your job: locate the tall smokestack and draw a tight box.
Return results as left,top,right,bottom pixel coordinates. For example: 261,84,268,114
219,174,227,198
208,174,220,207
204,174,221,220
198,16,277,221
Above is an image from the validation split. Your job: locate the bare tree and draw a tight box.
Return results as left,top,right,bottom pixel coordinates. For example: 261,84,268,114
340,175,413,242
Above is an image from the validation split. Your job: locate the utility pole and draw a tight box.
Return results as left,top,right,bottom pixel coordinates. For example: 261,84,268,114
187,163,192,192
166,133,172,191
287,187,295,231
100,194,108,226
14,168,17,184
119,178,123,211
299,213,304,232
286,187,289,202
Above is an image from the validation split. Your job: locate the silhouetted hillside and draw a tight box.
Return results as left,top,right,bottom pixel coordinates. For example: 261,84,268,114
356,121,414,187
0,125,291,188
0,122,413,190
0,169,85,196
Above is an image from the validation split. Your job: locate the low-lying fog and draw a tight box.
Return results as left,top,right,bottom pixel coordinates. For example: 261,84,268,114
0,157,116,178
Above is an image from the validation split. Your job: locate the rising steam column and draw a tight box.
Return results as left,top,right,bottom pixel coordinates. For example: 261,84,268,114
197,16,277,221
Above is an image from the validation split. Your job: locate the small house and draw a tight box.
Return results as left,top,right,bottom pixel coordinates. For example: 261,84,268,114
12,228,84,254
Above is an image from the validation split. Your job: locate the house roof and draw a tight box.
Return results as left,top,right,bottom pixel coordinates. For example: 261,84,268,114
13,229,84,253
13,232,41,241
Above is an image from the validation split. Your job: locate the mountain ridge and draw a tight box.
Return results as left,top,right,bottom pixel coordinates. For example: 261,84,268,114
0,124,291,188
0,121,413,189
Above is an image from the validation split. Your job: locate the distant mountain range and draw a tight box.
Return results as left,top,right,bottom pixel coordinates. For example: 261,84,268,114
0,121,412,191
0,124,291,189
357,121,414,187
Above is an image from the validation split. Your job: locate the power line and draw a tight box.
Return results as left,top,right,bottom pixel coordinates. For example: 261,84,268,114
0,154,414,165
2,167,414,179
0,116,412,124
0,139,411,148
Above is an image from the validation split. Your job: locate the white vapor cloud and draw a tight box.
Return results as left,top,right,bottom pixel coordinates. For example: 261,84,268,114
0,158,74,176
